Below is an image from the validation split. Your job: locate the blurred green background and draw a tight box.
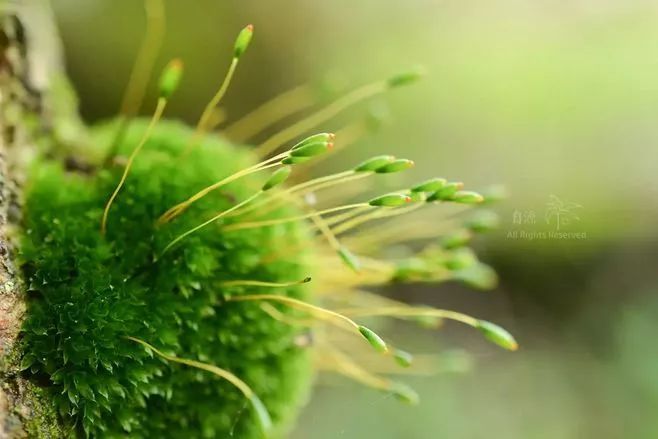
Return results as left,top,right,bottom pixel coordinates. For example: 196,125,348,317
51,1,658,437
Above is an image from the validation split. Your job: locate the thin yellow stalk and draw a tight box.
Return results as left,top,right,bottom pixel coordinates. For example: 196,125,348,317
157,153,286,224
227,294,359,332
183,57,239,155
106,0,165,162
102,97,167,235
254,81,387,157
222,203,366,232
225,84,315,142
161,192,261,254
219,277,311,288
339,306,478,327
125,336,272,436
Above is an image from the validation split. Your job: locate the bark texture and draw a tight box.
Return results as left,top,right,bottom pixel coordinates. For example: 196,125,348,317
0,1,69,437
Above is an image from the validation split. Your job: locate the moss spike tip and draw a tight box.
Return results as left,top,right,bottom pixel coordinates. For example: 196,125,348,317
290,140,333,157
452,190,484,204
158,58,184,99
262,166,292,191
393,349,413,368
368,193,412,207
390,382,420,405
387,66,426,89
476,320,518,351
374,158,414,174
411,177,447,193
234,24,254,59
358,325,388,354
291,132,334,150
354,155,396,172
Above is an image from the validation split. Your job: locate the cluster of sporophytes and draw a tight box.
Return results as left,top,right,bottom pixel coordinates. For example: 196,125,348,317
18,2,517,438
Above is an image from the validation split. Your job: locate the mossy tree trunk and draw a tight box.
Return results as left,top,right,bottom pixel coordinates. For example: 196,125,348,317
1,1,74,436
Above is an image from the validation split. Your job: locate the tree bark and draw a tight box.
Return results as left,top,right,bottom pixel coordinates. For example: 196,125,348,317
0,1,73,436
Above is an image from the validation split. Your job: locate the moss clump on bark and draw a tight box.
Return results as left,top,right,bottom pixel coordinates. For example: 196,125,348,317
19,119,313,438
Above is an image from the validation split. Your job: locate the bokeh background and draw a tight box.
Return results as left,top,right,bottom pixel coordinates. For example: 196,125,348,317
50,1,658,437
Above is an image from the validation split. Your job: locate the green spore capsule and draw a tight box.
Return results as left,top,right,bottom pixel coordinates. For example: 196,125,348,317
393,349,414,368
387,66,425,88
453,262,498,290
476,320,519,351
281,156,312,165
158,58,184,99
390,382,420,405
289,141,333,157
374,158,415,174
358,326,388,353
291,132,335,150
452,190,484,204
369,193,412,207
353,155,396,172
441,229,472,249
392,258,433,283
262,166,292,191
411,177,447,193
444,247,477,270
233,24,254,58
426,181,464,202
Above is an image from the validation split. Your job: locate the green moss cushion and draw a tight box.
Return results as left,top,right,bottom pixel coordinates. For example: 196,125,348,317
20,119,313,438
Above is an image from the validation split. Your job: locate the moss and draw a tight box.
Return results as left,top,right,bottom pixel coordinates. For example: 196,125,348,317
21,385,68,439
1,342,67,438
19,119,314,438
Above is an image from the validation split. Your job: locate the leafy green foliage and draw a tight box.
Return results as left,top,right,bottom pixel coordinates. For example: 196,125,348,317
20,119,313,438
